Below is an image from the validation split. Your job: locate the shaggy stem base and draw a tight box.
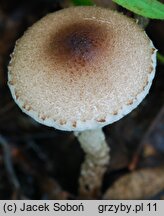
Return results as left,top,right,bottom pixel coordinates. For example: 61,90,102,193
75,128,110,198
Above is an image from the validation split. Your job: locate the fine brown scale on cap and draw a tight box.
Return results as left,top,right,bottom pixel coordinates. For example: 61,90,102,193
8,6,157,131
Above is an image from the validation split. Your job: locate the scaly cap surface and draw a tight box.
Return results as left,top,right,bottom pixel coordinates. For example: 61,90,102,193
8,7,157,131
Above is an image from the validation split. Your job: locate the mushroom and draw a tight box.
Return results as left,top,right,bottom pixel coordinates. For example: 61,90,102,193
8,7,157,198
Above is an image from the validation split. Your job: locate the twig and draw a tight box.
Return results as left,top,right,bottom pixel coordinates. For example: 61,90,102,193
0,134,20,194
129,105,164,170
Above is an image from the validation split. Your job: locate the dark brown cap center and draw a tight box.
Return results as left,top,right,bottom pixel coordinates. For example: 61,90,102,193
49,21,108,68
66,31,95,59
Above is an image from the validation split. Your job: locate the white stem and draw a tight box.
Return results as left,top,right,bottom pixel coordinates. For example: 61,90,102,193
74,128,110,198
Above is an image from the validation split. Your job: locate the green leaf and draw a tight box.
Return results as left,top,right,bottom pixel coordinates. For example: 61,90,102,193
71,0,94,6
113,0,164,19
157,53,164,64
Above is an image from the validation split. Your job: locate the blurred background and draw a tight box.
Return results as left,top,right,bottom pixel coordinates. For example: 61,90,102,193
0,0,164,199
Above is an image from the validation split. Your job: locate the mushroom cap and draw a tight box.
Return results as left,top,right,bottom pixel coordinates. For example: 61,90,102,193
8,6,157,131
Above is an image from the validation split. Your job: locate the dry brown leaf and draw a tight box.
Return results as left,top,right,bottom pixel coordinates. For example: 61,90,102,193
103,167,164,199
